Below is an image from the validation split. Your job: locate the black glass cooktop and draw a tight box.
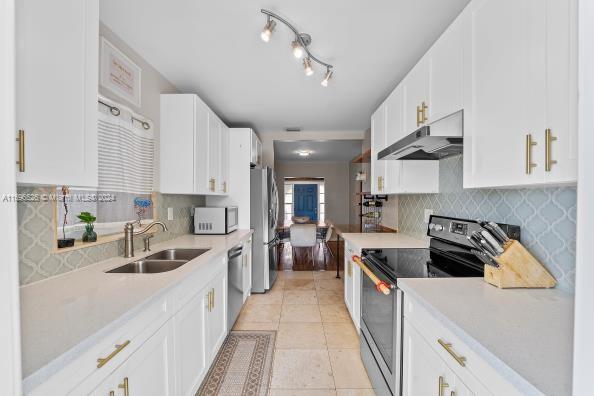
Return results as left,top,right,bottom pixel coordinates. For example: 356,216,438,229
362,241,484,283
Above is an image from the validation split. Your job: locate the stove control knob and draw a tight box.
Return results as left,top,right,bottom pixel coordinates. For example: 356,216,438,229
434,224,444,232
429,223,435,230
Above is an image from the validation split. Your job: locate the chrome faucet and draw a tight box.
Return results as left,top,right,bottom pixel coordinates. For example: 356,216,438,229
124,221,168,258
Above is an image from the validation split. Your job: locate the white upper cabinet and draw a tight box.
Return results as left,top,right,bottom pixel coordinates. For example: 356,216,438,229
16,0,98,187
402,56,430,135
428,7,466,124
160,94,229,195
370,106,386,194
464,0,577,188
250,131,262,167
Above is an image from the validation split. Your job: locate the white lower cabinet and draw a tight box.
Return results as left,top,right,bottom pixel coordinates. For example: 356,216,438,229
403,319,483,396
92,321,175,396
344,242,361,332
205,269,228,363
174,287,208,396
403,296,522,396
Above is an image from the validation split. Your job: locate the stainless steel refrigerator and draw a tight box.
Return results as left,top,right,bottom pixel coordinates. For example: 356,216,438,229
250,167,279,293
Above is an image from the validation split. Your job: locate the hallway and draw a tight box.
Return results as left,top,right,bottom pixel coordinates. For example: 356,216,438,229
233,271,374,395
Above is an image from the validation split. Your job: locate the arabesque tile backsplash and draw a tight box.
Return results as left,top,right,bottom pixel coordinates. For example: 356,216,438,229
17,186,204,285
398,155,577,292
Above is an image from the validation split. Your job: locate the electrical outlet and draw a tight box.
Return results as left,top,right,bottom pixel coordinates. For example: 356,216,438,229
167,207,174,221
424,209,433,223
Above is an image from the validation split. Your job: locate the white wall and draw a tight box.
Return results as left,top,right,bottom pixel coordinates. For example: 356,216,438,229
572,0,594,392
259,130,366,168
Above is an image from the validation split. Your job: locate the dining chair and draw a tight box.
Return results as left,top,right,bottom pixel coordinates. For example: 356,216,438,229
289,224,317,269
317,225,333,269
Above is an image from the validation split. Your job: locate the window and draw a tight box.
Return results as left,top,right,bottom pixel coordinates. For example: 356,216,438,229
284,183,293,222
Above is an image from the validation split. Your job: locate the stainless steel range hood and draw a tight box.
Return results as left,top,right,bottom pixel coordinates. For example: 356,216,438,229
378,110,463,160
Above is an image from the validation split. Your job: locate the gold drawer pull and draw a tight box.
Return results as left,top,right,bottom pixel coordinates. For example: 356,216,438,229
438,376,449,396
16,129,25,172
118,377,129,396
437,338,466,367
545,128,557,172
416,105,423,127
525,134,537,174
422,101,428,123
97,340,130,368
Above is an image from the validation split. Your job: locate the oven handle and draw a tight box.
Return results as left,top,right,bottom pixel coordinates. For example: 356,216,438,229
352,255,394,295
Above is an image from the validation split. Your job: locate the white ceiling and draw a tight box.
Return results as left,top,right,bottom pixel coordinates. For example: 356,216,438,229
100,0,470,133
274,140,362,162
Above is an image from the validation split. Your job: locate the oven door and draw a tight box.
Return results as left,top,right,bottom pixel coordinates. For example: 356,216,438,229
360,261,401,395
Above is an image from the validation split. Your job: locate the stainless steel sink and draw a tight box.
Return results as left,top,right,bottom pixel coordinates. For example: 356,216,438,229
145,248,210,261
106,248,210,274
107,259,188,274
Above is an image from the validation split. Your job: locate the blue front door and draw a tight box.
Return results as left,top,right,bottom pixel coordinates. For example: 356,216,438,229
293,184,318,221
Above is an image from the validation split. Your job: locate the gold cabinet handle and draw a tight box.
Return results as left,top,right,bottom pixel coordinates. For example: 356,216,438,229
438,376,449,396
416,105,423,127
222,181,227,193
212,288,215,309
525,134,537,174
209,178,216,192
109,391,115,396
545,128,557,172
207,290,212,312
97,340,130,368
422,101,428,123
437,339,466,367
16,129,25,172
451,392,456,396
118,377,129,396
348,261,352,277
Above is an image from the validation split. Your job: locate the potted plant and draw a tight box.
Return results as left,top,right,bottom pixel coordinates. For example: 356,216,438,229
57,186,75,248
77,211,97,243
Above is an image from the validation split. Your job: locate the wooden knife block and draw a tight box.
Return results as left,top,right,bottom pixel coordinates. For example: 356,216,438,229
483,240,557,289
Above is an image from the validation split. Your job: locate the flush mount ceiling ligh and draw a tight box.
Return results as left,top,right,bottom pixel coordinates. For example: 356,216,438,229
260,9,334,87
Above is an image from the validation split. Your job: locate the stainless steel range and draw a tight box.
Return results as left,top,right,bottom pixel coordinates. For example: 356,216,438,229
358,215,520,396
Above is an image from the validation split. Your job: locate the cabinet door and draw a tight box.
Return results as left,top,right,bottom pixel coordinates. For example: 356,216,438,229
384,86,404,194
351,263,361,332
206,268,228,363
403,56,430,135
370,106,386,194
16,0,98,187
219,125,230,194
464,0,546,188
403,319,449,396
543,0,577,184
429,7,466,123
194,97,211,194
160,95,196,194
207,112,221,194
242,239,252,302
344,256,353,315
174,287,208,396
123,322,175,396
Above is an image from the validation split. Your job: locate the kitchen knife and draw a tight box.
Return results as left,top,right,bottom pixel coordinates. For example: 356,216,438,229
467,236,485,252
483,223,506,244
471,249,499,267
471,232,498,257
481,230,504,254
487,221,511,243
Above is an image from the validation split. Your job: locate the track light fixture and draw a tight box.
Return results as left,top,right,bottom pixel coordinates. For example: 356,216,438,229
321,68,333,87
260,9,334,87
303,57,314,76
260,17,276,42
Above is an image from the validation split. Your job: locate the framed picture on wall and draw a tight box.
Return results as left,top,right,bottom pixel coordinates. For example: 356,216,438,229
100,37,142,107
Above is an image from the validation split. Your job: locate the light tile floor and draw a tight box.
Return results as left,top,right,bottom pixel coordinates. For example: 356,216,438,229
234,270,375,395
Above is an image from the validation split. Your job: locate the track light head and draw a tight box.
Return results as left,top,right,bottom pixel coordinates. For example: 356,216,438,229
321,68,333,87
261,18,276,42
303,57,314,76
291,39,304,59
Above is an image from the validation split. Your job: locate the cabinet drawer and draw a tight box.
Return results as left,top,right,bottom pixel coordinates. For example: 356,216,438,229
404,296,522,396
29,296,169,396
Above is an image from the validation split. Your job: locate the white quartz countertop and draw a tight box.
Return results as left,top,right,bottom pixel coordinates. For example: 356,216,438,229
340,232,429,250
20,230,253,388
398,278,574,396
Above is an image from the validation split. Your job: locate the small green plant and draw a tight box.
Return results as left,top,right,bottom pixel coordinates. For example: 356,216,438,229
77,211,97,225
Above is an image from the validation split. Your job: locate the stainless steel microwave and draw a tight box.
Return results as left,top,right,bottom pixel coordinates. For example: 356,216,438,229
194,207,238,234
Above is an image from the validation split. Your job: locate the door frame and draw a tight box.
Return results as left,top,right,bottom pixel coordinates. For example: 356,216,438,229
0,0,23,394
573,0,594,393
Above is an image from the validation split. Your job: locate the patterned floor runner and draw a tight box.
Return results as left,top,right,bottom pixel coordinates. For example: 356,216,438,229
197,331,276,396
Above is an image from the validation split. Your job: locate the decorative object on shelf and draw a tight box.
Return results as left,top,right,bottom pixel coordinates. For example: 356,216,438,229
100,37,142,107
77,211,97,243
259,9,334,87
57,186,75,249
360,194,387,231
355,171,367,181
134,197,152,224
